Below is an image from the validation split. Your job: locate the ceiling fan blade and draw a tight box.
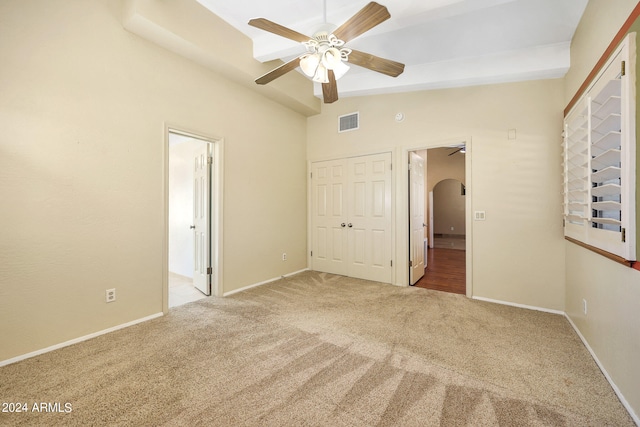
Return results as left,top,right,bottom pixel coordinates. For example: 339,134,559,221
255,56,302,85
348,49,405,77
322,70,339,104
248,18,311,43
332,2,390,43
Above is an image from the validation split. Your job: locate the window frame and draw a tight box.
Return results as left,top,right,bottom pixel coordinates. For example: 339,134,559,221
562,32,636,263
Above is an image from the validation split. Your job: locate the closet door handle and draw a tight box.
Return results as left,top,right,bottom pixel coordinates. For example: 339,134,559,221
347,223,353,228
190,225,196,229
341,223,346,228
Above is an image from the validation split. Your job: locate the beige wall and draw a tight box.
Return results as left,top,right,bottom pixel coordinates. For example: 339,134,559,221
0,0,307,361
564,0,640,419
426,147,466,193
433,179,466,236
307,79,566,309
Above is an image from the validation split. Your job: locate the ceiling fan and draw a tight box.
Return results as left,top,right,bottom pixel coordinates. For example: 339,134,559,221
248,1,405,104
448,146,466,156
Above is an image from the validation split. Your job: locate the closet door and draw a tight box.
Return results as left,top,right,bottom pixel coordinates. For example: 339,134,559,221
311,153,392,283
346,153,392,283
311,159,348,275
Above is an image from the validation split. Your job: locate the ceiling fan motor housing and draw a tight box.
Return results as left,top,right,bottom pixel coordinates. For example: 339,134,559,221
301,32,351,83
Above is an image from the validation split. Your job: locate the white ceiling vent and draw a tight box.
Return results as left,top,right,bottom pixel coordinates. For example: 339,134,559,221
338,112,359,133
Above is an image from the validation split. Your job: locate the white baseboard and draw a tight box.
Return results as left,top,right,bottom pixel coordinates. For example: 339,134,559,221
472,296,565,315
564,314,640,426
223,268,310,297
0,312,164,367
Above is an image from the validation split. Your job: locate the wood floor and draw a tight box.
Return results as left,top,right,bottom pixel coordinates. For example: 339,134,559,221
413,247,466,294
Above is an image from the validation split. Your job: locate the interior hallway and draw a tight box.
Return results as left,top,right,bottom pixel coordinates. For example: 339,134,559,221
414,236,465,294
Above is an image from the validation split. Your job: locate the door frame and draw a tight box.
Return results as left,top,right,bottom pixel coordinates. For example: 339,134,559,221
163,124,224,313
405,138,472,297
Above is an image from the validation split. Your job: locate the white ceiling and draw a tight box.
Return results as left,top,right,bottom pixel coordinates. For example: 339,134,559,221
196,0,588,99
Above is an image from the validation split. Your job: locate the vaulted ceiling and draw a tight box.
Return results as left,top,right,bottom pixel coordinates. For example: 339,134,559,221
196,0,588,99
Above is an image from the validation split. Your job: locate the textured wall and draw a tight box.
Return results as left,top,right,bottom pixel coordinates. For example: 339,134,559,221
0,0,307,361
564,0,640,420
307,78,566,309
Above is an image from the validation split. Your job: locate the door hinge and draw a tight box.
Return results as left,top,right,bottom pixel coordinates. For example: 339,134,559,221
390,260,393,267
207,156,213,165
310,250,313,257
622,228,626,242
622,61,626,76
390,163,393,170
207,267,213,275
409,260,413,267
408,163,411,171
310,172,313,179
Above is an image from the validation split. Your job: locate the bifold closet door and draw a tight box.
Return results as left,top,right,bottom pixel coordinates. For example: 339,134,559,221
311,153,392,283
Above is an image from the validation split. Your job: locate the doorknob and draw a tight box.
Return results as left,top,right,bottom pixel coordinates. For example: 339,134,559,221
341,223,346,228
348,223,353,228
190,225,196,229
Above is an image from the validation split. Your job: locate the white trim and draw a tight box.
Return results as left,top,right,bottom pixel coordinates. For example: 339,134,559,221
222,268,309,297
472,296,565,315
0,313,164,367
564,314,640,425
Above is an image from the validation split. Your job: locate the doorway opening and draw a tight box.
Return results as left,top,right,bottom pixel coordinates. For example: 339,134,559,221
165,128,223,310
409,144,467,295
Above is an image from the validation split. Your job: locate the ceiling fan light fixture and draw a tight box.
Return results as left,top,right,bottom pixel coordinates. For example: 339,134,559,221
312,63,329,83
301,38,351,83
322,47,342,68
248,2,404,103
330,58,350,80
300,53,320,77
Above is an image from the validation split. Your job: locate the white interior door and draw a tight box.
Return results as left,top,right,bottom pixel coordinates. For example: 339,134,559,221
311,152,392,283
311,159,348,275
193,146,211,295
428,191,434,249
409,152,426,285
346,153,392,283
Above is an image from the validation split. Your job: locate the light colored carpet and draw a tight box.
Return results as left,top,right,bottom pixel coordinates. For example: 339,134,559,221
0,271,634,426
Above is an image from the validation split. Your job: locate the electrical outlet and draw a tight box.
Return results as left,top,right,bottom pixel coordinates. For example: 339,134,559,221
106,288,116,303
582,299,587,315
282,253,287,261
450,226,454,231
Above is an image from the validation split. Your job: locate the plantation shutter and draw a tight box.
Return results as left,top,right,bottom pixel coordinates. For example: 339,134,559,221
562,32,636,262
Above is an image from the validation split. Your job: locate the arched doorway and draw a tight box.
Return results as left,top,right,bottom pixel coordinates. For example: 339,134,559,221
432,178,466,249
